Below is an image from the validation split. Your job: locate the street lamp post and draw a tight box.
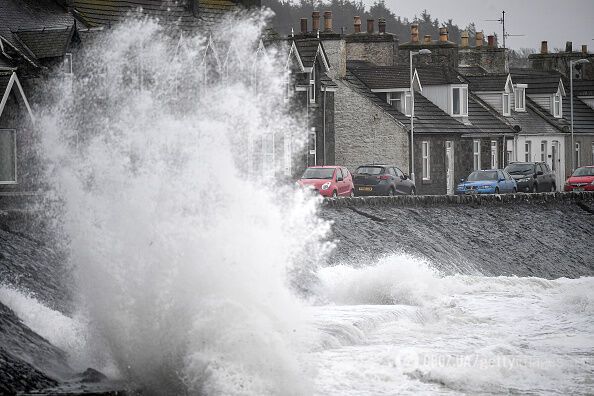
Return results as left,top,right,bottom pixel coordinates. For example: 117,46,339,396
409,49,431,183
570,58,590,173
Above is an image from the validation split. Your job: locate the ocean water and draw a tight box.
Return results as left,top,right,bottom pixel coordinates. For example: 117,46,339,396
1,11,592,396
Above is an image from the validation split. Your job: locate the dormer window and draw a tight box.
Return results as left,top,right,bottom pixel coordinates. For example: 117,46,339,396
386,92,412,116
503,93,511,116
515,85,526,111
553,93,562,118
452,86,468,116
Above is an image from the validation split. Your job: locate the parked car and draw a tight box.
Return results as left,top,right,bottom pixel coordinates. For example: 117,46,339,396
297,166,354,198
455,169,517,195
564,166,594,192
504,162,556,193
353,165,415,196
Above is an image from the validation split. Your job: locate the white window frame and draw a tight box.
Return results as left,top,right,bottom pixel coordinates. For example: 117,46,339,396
490,140,498,169
404,91,412,116
0,129,17,184
502,93,511,116
525,141,532,162
514,85,526,111
387,92,401,110
553,93,562,118
451,85,468,117
309,63,316,104
422,141,430,180
541,141,548,163
473,140,481,170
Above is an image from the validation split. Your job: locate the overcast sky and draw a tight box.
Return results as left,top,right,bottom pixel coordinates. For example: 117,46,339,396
373,0,594,50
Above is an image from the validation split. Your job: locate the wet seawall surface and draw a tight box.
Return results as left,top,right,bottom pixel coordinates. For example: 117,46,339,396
321,192,594,279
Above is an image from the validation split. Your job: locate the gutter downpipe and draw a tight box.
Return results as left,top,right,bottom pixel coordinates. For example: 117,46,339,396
323,86,327,165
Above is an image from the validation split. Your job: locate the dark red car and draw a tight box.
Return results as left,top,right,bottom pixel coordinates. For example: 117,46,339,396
564,166,594,192
297,166,355,198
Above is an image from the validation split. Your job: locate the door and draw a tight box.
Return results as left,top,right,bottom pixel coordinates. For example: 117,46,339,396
445,141,455,195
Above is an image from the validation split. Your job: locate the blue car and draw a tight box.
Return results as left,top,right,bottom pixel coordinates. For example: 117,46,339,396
456,169,517,195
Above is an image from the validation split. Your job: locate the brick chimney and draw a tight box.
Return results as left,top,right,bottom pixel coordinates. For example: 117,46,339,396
439,27,448,43
323,11,332,32
300,18,307,34
411,24,419,43
312,11,320,33
487,35,495,48
378,17,386,34
460,31,469,48
565,41,573,52
475,31,484,48
423,35,432,44
541,41,548,54
583,45,589,55
367,19,374,34
354,16,361,33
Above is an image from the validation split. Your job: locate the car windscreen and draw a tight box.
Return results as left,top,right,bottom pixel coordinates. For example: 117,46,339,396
355,166,384,175
467,170,498,181
301,168,335,179
572,167,594,177
505,163,535,175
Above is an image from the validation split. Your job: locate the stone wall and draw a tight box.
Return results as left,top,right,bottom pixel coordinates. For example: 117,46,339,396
334,80,409,172
458,47,508,74
345,34,397,66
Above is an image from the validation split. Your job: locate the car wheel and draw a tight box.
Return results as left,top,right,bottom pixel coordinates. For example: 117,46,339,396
332,190,338,198
388,188,395,197
495,187,500,194
410,187,416,195
350,189,355,198
512,187,517,194
532,184,537,193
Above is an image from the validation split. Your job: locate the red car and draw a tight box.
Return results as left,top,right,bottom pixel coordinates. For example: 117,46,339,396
564,166,594,192
297,166,355,198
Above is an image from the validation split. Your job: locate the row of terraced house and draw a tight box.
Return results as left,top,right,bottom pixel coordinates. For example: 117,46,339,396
1,1,594,197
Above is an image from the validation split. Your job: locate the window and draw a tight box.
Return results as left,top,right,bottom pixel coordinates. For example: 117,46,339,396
422,141,430,180
0,129,17,184
525,141,532,162
63,53,73,74
490,140,498,169
541,141,547,162
309,64,316,104
553,93,562,118
336,167,343,180
473,140,481,170
387,92,401,110
394,167,404,178
503,93,511,116
515,85,526,111
452,86,468,116
404,92,412,116
575,142,581,168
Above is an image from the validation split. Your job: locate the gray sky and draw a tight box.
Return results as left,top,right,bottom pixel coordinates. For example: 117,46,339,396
373,0,594,50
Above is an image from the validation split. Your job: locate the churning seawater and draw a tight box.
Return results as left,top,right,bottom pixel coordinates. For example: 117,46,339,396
1,13,593,395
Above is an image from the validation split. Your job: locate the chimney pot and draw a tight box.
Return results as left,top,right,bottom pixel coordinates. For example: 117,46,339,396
540,40,548,54
424,35,432,44
460,30,469,48
583,44,588,54
354,16,361,33
378,17,386,34
300,18,307,34
475,31,484,48
367,19,375,34
323,11,332,32
439,27,448,42
411,23,419,43
565,41,573,52
487,35,495,48
312,11,320,32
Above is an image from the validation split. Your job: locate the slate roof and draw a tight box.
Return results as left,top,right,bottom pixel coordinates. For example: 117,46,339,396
416,65,463,85
0,73,12,95
563,96,594,134
457,65,488,76
294,39,323,69
0,0,74,67
320,73,337,88
523,96,568,133
345,70,480,135
71,0,236,30
464,74,510,92
467,94,517,136
566,79,594,96
348,62,411,90
14,27,74,59
510,68,564,95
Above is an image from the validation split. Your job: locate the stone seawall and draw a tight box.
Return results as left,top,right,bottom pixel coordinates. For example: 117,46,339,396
320,192,594,279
